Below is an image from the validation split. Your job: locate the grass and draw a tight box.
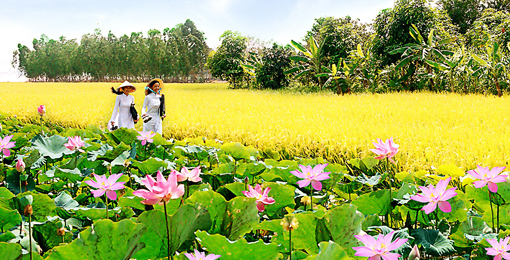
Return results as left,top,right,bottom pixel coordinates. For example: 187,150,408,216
1,82,509,171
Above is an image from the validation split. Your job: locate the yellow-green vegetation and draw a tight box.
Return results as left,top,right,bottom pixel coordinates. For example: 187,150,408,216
1,82,509,171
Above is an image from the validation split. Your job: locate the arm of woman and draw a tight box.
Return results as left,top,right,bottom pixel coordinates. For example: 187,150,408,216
109,95,120,127
141,94,148,116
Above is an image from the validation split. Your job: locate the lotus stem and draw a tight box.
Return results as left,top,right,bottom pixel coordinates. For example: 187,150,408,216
29,214,32,260
497,204,500,234
289,228,292,260
163,201,171,260
489,190,495,232
105,196,109,219
309,186,313,212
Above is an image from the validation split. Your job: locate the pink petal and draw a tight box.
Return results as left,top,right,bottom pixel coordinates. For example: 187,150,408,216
290,170,305,178
3,149,11,157
488,182,499,193
254,184,263,194
387,238,408,251
91,189,106,198
410,194,430,203
440,188,457,200
473,180,488,188
436,177,451,192
438,201,451,213
262,187,271,197
106,190,117,201
354,234,377,247
107,173,123,184
467,169,482,179
262,197,275,204
314,172,331,181
171,184,185,199
381,253,401,260
256,202,265,212
109,182,126,191
296,179,310,188
141,140,147,146
353,246,376,257
84,180,101,188
242,191,253,198
422,202,437,214
311,180,323,191
156,171,165,182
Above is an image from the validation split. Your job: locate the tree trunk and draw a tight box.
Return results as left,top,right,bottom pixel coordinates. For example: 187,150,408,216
495,78,502,97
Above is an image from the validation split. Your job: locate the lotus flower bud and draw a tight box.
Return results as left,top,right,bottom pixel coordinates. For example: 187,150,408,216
408,245,420,260
16,159,25,172
24,205,33,216
37,105,46,116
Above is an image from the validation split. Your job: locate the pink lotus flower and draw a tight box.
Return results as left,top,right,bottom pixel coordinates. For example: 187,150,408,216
84,173,125,201
184,250,221,260
290,164,330,191
37,105,46,116
133,171,185,205
0,135,16,157
64,136,85,152
370,137,399,163
468,165,508,193
16,158,25,172
176,166,202,183
410,177,457,214
242,184,276,212
486,237,510,260
137,131,156,146
353,231,408,260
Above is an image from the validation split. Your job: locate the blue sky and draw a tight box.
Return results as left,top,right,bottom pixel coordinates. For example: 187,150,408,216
0,0,396,82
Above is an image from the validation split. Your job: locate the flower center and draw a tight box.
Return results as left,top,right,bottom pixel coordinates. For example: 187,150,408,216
256,194,262,200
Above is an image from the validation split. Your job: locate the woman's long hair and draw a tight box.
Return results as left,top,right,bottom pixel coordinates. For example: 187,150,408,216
111,87,124,95
145,80,161,96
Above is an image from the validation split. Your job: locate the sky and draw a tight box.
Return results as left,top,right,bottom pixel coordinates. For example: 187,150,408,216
0,0,396,82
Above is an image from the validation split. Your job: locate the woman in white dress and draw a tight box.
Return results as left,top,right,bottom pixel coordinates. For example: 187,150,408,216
141,79,165,135
109,81,138,130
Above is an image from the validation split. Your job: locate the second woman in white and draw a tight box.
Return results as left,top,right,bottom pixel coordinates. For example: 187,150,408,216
109,81,137,130
141,79,165,135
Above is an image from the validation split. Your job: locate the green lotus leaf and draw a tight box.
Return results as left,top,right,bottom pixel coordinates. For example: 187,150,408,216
411,228,455,256
45,219,146,260
110,127,139,145
185,190,227,234
31,134,73,160
220,197,258,240
0,207,22,232
14,191,55,221
220,142,251,161
318,204,364,256
33,218,73,251
0,242,43,260
352,189,391,216
195,231,280,260
134,204,212,259
131,158,167,175
304,241,350,260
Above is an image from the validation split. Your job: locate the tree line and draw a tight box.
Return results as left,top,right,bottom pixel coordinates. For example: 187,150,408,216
207,0,510,96
12,0,510,96
12,19,210,82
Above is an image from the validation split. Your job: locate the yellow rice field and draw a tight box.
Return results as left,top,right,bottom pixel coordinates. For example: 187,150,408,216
1,82,510,171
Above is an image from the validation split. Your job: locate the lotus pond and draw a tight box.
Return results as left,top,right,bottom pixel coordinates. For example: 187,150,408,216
0,113,508,260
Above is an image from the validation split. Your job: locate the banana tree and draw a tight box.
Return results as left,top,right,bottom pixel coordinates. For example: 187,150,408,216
471,41,509,97
425,44,474,93
285,35,326,88
389,24,454,91
241,52,263,88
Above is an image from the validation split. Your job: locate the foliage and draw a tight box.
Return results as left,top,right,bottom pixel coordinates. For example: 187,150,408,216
207,31,248,88
12,20,209,83
0,114,508,259
438,0,482,34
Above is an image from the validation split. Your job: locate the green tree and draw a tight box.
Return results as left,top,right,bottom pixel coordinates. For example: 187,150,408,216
208,31,247,88
372,0,436,66
438,0,482,34
305,16,371,67
285,35,327,87
250,44,293,89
